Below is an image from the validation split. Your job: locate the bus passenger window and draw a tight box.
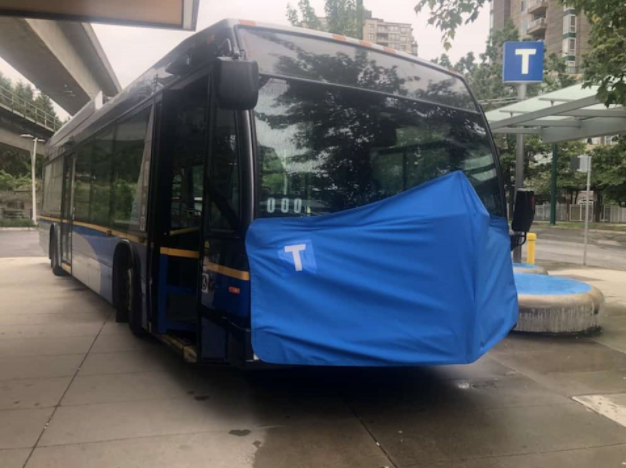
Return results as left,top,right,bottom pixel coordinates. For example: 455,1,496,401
112,107,151,230
74,143,93,222
207,110,240,232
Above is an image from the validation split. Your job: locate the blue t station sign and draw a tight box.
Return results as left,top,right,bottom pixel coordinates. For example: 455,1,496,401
502,41,545,83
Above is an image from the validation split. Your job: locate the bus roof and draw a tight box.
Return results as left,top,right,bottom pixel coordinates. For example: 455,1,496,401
46,18,461,160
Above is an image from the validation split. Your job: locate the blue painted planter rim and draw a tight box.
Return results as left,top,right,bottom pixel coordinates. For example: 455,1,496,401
515,273,592,296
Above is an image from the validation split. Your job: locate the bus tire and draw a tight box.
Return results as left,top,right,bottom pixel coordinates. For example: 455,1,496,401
50,232,65,277
114,252,146,337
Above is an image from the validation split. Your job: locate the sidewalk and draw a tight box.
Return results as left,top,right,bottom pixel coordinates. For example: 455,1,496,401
491,262,626,436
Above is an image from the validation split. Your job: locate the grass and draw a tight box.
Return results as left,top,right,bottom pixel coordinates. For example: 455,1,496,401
533,220,626,232
0,218,35,228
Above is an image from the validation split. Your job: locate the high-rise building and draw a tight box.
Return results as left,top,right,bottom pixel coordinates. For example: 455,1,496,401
489,0,591,74
362,11,418,55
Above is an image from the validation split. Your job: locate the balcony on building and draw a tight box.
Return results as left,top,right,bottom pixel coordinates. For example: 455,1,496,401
528,17,547,37
527,0,548,15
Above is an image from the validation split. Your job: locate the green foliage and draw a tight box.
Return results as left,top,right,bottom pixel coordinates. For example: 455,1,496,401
287,0,364,38
414,0,487,50
0,71,11,90
325,0,363,38
0,74,61,128
561,0,626,106
287,0,323,30
589,139,626,204
0,218,35,228
0,170,31,191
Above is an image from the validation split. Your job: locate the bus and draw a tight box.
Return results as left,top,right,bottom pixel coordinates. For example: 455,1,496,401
39,19,533,367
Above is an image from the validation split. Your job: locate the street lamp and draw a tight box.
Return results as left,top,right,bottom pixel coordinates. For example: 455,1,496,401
20,134,45,224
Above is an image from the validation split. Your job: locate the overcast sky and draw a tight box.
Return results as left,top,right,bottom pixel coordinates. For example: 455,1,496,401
0,0,489,116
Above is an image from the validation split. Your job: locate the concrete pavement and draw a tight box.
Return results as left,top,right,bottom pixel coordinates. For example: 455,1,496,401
4,231,626,467
0,230,41,258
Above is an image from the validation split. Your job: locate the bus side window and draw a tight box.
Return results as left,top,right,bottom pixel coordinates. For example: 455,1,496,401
207,110,240,232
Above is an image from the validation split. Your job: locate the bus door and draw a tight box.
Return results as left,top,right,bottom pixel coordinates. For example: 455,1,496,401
150,75,209,335
60,154,75,266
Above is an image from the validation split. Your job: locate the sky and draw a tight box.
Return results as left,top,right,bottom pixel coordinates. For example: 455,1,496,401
0,0,490,115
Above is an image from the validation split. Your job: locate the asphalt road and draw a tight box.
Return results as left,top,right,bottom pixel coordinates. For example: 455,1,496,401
3,229,626,467
531,226,626,270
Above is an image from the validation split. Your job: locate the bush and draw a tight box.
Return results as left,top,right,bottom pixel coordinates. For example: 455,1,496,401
0,218,35,228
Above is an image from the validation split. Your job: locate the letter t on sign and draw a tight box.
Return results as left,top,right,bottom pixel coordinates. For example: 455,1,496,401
515,48,536,75
284,244,307,271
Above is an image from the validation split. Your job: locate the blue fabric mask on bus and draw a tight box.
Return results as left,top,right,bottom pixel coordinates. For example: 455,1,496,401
245,171,518,366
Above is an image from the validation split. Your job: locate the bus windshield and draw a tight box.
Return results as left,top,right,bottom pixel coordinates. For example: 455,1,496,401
255,77,503,218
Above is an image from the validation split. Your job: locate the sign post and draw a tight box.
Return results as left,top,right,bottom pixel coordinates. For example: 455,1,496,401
579,155,592,265
570,154,592,265
502,41,544,262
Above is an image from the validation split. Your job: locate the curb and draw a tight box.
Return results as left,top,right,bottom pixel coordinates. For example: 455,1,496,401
534,224,626,236
0,227,37,231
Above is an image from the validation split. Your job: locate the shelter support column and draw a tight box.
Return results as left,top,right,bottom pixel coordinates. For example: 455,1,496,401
513,83,527,263
550,143,558,226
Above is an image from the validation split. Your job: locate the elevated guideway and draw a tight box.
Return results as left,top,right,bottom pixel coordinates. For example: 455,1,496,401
0,18,121,115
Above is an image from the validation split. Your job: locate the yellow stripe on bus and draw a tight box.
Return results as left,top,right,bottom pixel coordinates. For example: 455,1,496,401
72,221,146,244
206,262,250,281
39,217,146,244
169,227,200,236
42,217,249,281
160,248,200,259
39,215,62,223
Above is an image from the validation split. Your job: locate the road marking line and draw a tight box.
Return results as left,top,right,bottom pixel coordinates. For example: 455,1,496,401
573,395,626,427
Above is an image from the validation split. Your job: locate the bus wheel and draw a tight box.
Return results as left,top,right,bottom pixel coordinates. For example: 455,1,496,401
50,234,65,277
116,260,145,337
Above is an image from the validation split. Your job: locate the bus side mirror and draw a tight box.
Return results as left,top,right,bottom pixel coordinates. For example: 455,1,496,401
511,189,535,233
215,57,259,110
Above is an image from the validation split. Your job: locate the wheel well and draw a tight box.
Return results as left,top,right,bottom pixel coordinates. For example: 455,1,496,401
112,243,134,309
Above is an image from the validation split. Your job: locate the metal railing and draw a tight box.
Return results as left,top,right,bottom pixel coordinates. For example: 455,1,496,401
0,84,61,132
533,202,626,224
528,0,548,8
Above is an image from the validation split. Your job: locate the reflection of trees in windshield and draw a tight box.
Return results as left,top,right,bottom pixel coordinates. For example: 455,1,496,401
271,35,410,98
255,77,502,217
239,28,476,110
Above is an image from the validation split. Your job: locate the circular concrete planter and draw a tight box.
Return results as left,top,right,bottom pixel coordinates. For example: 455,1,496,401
514,274,604,334
513,263,549,275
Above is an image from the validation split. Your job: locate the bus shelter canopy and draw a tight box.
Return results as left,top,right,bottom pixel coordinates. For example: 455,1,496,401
485,84,626,144
0,0,199,30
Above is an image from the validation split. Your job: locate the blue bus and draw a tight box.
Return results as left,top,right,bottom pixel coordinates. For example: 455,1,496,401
39,19,533,367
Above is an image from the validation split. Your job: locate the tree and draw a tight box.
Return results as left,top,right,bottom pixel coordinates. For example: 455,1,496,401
565,0,626,106
432,54,453,69
287,0,323,31
325,0,363,38
415,0,626,107
590,140,626,209
287,0,364,38
0,71,11,91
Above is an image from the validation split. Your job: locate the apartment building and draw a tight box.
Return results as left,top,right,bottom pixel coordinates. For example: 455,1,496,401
489,0,591,74
362,11,418,55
